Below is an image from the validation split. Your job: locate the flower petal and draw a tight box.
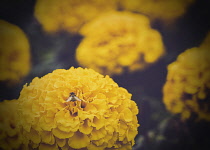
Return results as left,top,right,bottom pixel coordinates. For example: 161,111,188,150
68,131,90,149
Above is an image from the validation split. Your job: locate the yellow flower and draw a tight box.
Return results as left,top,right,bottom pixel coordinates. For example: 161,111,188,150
0,20,31,85
0,100,23,150
34,0,118,34
76,11,165,76
119,0,195,23
17,67,139,149
163,47,210,121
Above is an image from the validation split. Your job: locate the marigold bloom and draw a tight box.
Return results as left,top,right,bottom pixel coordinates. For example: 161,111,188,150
17,67,139,149
0,100,23,150
34,0,118,34
119,0,195,23
76,11,165,76
163,47,210,121
0,20,31,85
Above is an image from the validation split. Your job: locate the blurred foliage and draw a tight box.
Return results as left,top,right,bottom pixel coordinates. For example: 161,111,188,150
0,0,210,150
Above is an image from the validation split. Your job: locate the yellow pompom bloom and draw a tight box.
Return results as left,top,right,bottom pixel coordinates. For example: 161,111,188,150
0,100,23,150
34,0,118,34
76,11,165,76
119,0,195,23
17,67,139,149
163,47,210,121
0,20,31,85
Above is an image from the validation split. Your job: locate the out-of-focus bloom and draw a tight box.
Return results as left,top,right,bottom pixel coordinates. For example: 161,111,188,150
163,47,210,121
17,67,139,149
76,11,165,76
119,0,195,23
34,0,118,34
200,31,210,49
0,100,23,150
0,20,31,85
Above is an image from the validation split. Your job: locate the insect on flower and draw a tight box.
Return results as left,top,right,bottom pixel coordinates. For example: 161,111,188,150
66,92,83,102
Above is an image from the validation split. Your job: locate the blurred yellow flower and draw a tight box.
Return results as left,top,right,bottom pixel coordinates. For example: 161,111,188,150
34,0,118,34
163,47,210,121
119,0,195,23
0,100,23,150
17,67,139,149
76,11,165,76
0,20,31,85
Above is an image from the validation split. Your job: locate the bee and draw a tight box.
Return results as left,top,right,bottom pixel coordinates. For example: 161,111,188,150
66,92,83,102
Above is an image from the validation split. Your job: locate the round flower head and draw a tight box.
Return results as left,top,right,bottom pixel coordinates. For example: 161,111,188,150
0,20,31,85
17,67,139,149
34,0,118,34
119,0,195,23
163,47,210,121
76,11,165,76
0,100,23,150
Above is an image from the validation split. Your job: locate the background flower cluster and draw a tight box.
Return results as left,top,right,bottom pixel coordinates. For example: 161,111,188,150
0,0,210,150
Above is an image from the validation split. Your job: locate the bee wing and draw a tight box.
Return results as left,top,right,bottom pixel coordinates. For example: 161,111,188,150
74,96,82,101
66,96,73,102
66,96,82,102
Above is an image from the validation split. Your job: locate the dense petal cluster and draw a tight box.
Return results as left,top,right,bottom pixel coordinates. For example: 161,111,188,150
0,20,31,85
34,0,118,34
0,100,23,150
17,67,139,149
76,11,165,76
119,0,195,23
163,47,210,121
